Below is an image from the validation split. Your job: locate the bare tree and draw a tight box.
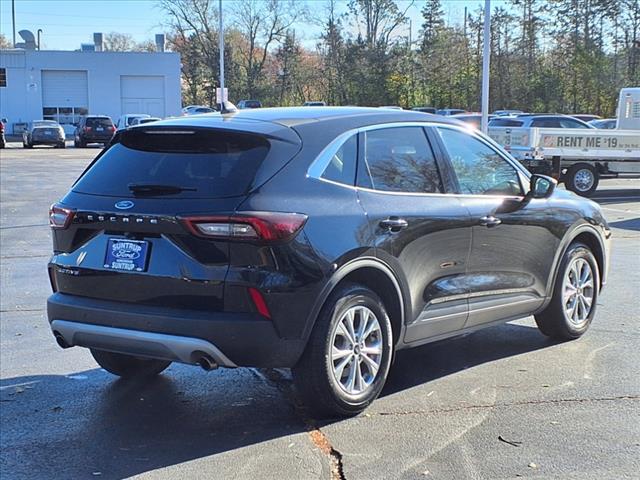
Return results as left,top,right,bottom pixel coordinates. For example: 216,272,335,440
232,0,307,97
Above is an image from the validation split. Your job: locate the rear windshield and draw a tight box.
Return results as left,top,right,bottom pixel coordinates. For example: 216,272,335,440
73,129,270,199
87,117,114,128
490,118,524,127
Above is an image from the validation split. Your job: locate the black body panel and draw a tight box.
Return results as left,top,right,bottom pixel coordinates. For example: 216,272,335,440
47,108,611,368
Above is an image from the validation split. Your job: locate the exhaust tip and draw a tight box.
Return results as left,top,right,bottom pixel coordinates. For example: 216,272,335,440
196,354,218,371
53,332,70,349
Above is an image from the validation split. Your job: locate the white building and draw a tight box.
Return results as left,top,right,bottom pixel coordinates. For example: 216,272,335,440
0,45,181,134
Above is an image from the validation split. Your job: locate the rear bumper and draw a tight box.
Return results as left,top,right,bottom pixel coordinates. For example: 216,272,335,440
80,135,113,143
32,139,64,145
47,293,307,367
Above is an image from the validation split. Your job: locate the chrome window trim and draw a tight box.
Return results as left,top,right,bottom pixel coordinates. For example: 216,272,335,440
306,120,531,198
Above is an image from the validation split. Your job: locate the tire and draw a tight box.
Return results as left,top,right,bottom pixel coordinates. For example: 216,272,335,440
57,142,66,149
535,243,599,340
564,163,599,197
292,283,394,418
91,349,171,378
78,139,86,148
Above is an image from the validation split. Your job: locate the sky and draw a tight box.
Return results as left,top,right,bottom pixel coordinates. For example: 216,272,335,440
0,0,503,51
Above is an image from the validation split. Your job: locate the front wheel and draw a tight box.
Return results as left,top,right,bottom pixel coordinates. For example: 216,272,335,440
293,284,394,418
91,349,171,378
565,163,599,197
535,243,599,340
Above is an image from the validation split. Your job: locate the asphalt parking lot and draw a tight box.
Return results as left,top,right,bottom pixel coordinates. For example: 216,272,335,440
1,143,639,480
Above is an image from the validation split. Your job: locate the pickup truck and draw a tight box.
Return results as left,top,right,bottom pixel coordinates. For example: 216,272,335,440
488,88,640,196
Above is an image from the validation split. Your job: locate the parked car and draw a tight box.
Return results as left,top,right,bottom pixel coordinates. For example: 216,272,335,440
0,118,6,149
116,114,150,130
588,118,616,129
436,108,467,116
48,107,610,417
492,109,524,116
23,120,65,149
131,117,161,126
572,114,601,123
489,114,595,129
303,101,327,106
411,107,437,114
181,105,216,115
73,116,116,147
238,100,262,109
452,113,497,129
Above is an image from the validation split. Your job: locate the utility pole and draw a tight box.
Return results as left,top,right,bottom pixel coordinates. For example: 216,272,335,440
218,0,225,111
12,0,17,47
480,0,491,134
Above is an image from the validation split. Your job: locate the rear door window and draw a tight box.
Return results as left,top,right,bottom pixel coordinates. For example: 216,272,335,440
559,118,589,128
359,127,443,194
489,118,523,127
531,118,562,128
73,129,271,199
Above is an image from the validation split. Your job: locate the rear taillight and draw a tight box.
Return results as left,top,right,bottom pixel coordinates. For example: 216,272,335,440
49,203,75,229
181,212,308,242
84,126,92,132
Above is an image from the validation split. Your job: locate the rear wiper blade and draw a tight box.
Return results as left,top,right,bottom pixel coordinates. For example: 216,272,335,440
128,183,197,195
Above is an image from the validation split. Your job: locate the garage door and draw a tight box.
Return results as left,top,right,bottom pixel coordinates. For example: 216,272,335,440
41,70,88,125
120,76,165,117
42,70,88,106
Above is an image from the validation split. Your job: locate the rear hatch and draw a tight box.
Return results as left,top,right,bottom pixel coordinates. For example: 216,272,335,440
84,117,115,139
33,127,62,141
50,122,301,311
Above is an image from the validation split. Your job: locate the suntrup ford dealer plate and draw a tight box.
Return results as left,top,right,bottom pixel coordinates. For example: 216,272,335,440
104,238,149,272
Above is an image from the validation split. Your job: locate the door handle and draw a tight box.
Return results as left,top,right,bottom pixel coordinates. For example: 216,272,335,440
379,217,409,232
479,215,502,227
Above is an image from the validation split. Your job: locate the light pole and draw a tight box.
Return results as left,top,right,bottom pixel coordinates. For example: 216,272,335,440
218,0,225,111
12,0,17,47
480,0,491,134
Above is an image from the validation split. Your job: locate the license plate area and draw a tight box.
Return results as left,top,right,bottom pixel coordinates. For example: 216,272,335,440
104,238,150,272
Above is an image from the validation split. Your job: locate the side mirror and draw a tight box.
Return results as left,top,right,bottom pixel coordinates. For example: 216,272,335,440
530,174,556,199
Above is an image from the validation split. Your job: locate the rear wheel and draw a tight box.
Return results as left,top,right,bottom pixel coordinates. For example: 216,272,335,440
565,163,599,197
535,243,599,340
293,284,394,418
91,349,171,378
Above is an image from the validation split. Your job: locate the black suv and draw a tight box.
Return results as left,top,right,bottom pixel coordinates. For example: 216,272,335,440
73,116,116,147
48,108,611,416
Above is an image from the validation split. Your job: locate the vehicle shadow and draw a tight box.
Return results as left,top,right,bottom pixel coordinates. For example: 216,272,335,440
592,187,640,205
0,322,556,479
0,367,310,479
382,322,556,396
608,217,640,232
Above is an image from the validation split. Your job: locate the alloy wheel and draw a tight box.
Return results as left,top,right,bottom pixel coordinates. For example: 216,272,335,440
563,257,595,325
330,305,383,395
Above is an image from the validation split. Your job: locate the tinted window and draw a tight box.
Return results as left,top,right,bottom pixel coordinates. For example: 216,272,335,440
321,134,357,185
531,118,562,128
559,118,589,128
86,117,114,128
490,118,523,127
362,127,442,193
437,127,522,196
73,129,270,199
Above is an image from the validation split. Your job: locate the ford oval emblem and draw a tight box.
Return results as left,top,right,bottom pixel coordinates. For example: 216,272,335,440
115,200,134,210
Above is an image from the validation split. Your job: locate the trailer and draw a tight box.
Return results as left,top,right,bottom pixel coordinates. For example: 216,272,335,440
488,88,640,196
